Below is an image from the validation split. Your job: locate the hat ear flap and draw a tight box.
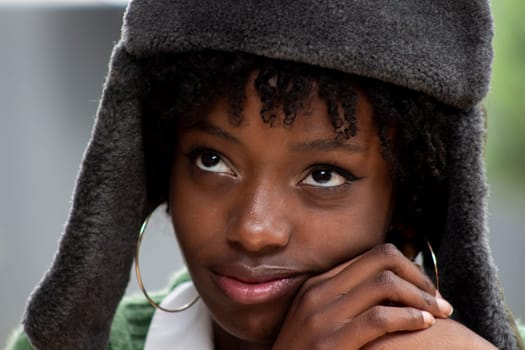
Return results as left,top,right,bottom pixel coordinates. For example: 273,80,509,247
23,44,152,350
438,105,519,349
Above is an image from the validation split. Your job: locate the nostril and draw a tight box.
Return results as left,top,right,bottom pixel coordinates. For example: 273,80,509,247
226,180,292,253
226,216,291,253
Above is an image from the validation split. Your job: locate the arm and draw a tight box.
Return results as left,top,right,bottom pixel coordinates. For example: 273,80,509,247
362,318,498,350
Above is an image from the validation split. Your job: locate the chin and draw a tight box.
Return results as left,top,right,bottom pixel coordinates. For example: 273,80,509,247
223,324,277,345
211,305,285,345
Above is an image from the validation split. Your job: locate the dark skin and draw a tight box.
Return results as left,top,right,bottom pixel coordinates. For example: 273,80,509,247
169,76,497,349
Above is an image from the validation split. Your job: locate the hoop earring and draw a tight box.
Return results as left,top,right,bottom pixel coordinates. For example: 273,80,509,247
424,239,439,291
387,226,440,291
134,213,200,312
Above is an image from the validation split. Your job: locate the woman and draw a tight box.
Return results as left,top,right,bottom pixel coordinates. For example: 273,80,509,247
6,0,524,349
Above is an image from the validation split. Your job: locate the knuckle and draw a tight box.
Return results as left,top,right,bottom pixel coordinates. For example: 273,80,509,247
374,243,413,276
406,307,423,322
422,291,435,307
366,306,389,329
303,312,325,333
376,243,402,258
375,270,396,289
300,286,324,310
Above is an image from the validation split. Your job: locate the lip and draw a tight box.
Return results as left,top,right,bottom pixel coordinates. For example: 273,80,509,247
211,264,305,304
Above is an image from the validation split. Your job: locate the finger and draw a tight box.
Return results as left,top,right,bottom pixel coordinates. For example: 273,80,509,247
294,244,442,318
331,306,434,350
325,270,453,319
300,256,358,290
315,244,436,300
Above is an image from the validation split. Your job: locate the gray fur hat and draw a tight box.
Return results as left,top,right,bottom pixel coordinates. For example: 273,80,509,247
22,0,523,349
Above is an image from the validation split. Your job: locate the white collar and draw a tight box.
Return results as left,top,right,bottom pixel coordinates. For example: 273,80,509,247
144,281,213,350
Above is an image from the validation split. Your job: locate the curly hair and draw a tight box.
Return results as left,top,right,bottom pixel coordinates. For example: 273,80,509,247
141,51,457,247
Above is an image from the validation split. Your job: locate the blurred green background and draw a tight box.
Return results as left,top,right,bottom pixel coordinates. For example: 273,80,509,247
486,0,525,195
480,0,525,327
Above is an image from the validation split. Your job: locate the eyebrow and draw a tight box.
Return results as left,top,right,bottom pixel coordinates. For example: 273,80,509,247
291,138,364,154
189,121,241,144
188,121,363,153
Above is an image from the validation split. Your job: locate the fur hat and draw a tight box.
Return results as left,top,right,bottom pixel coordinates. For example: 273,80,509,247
22,1,523,349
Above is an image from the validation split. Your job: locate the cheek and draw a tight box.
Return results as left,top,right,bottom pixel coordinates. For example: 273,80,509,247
296,207,388,269
169,158,224,261
297,182,393,267
359,173,394,236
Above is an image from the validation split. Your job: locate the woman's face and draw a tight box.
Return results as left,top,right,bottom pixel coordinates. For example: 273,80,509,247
169,80,394,347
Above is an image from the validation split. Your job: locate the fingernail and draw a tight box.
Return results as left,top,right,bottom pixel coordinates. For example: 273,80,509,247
421,311,435,326
436,297,454,317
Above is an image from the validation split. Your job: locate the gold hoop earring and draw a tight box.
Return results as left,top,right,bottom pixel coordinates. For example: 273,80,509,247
424,239,439,291
386,225,439,291
134,213,199,312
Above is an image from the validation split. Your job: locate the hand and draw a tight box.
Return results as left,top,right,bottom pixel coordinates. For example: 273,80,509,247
362,318,498,349
272,244,454,350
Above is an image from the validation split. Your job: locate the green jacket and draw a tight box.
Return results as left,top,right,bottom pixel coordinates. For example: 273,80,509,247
4,272,190,350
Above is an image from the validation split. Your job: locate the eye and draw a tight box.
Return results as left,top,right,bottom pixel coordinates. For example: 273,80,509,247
301,165,357,188
187,148,235,176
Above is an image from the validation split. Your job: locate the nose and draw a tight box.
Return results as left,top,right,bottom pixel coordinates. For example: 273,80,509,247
226,180,292,254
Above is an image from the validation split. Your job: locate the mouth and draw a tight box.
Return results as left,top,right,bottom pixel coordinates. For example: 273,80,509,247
211,264,305,305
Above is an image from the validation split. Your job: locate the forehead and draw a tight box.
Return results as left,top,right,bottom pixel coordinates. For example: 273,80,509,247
180,77,379,148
